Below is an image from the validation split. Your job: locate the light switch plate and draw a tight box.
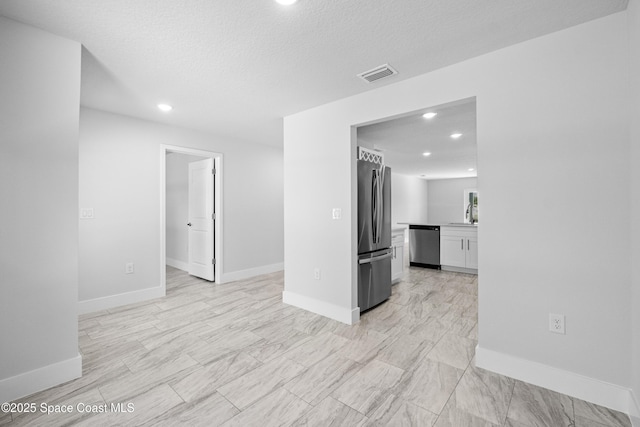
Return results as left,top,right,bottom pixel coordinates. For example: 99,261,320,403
332,208,341,220
80,208,94,219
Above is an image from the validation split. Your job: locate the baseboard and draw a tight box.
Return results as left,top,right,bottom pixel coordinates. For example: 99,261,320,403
441,265,478,274
0,352,82,403
166,257,188,271
630,389,640,426
282,290,359,325
78,286,165,314
221,262,284,283
476,345,632,415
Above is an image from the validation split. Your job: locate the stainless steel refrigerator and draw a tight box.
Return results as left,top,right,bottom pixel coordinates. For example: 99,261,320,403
357,150,392,312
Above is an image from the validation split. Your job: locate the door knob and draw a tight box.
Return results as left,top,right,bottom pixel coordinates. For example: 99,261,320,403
187,223,192,227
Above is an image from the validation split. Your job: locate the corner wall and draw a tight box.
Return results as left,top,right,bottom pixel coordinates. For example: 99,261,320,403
391,174,429,229
628,0,640,422
0,17,81,402
427,177,477,224
284,11,631,411
79,108,284,310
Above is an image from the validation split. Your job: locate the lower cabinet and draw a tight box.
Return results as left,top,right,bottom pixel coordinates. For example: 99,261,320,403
440,226,477,272
466,237,478,269
441,235,467,267
391,230,405,283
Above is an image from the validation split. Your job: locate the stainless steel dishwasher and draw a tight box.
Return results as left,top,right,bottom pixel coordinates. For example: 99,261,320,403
409,225,441,269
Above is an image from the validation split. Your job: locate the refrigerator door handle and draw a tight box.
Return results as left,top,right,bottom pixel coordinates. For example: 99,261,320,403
371,170,378,243
376,172,382,243
377,164,385,245
359,251,393,264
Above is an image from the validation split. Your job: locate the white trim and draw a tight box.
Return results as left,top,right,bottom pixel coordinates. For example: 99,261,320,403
166,257,188,271
441,265,478,274
476,345,632,415
630,390,640,426
357,146,384,164
282,290,360,325
0,353,82,403
160,146,167,294
222,262,284,283
160,145,223,288
350,306,360,324
78,286,164,314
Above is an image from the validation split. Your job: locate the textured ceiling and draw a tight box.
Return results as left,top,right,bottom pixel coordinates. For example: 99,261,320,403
0,0,628,147
358,98,477,180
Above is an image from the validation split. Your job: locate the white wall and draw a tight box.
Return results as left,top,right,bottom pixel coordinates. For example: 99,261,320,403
284,11,632,412
0,17,81,402
79,108,284,308
427,177,477,224
391,173,429,229
166,152,206,269
629,0,640,422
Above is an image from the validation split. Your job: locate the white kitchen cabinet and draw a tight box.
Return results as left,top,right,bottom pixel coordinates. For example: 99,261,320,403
465,236,478,269
440,226,477,273
440,235,467,267
391,230,405,283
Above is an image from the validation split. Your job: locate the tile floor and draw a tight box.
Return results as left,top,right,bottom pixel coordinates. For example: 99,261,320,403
1,266,631,426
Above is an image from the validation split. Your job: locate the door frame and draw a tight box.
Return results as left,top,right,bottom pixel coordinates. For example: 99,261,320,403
160,144,223,289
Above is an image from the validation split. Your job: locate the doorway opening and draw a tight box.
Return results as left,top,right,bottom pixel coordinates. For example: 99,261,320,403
352,96,478,312
160,145,223,292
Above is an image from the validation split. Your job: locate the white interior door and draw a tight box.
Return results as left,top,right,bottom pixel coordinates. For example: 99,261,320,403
188,158,214,281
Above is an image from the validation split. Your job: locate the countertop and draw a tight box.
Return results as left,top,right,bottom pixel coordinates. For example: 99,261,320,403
399,223,478,228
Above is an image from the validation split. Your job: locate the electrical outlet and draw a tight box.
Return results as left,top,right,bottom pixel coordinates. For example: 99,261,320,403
549,313,565,334
125,262,135,274
313,268,321,280
332,208,341,220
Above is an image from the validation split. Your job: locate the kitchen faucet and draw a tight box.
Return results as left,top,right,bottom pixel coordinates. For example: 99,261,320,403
466,203,477,224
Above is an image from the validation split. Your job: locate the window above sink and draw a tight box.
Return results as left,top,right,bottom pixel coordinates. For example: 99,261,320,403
464,188,478,224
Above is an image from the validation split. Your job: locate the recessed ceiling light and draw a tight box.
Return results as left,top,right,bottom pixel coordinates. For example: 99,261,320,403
450,133,462,139
468,168,475,171
422,152,431,156
422,112,437,119
275,0,297,5
157,103,173,112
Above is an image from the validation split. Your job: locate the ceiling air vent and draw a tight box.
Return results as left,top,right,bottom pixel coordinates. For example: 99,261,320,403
357,64,398,83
